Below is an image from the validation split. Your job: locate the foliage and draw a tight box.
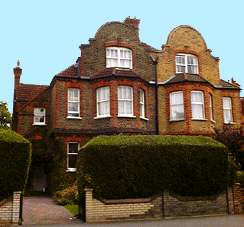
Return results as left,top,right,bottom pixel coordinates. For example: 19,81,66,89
0,102,11,129
214,125,244,159
0,129,31,201
236,171,244,187
64,204,79,217
54,182,78,205
77,135,230,199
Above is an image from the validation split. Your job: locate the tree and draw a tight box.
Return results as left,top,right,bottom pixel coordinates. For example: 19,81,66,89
0,102,12,129
214,125,244,170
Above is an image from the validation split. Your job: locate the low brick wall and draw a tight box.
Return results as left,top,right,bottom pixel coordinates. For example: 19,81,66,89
0,191,22,225
84,188,234,223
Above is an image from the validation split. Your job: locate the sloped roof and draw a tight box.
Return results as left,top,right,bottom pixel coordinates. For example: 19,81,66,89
16,84,49,101
93,68,139,78
55,65,78,78
164,74,208,85
221,80,240,90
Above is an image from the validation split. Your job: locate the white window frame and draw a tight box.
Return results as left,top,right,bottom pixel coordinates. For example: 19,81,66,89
33,107,46,125
176,54,198,74
170,91,184,121
96,87,110,118
67,142,80,172
139,89,145,118
118,86,134,117
106,47,132,69
223,97,233,123
209,94,213,121
191,91,205,119
68,88,80,118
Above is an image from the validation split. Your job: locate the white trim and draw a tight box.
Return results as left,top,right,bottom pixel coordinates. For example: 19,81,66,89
67,142,80,171
68,88,80,118
140,117,149,121
94,115,111,119
106,47,132,69
191,91,205,119
169,118,185,122
191,118,208,121
117,115,136,118
96,86,110,117
66,116,82,119
118,86,133,116
223,97,233,123
139,89,145,118
170,91,184,120
176,54,198,74
34,107,46,125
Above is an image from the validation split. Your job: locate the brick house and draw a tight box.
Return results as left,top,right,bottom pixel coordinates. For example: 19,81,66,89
12,17,243,193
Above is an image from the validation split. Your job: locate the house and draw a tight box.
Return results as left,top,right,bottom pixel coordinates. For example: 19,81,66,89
12,17,243,194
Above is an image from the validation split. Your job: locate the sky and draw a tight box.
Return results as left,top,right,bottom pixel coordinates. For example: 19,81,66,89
1,0,244,114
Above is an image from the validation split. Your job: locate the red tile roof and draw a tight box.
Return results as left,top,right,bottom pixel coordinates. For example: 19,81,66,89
16,84,49,101
55,65,78,78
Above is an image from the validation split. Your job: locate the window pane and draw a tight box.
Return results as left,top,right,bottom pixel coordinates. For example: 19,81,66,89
171,105,184,119
68,154,77,169
69,143,78,154
125,101,132,114
118,101,124,114
69,103,78,112
192,104,204,118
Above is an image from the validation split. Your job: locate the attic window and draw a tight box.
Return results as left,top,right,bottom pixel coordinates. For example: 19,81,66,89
106,47,132,69
176,54,198,74
34,108,46,125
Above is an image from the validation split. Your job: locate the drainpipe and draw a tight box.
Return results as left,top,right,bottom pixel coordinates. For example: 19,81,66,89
150,56,159,135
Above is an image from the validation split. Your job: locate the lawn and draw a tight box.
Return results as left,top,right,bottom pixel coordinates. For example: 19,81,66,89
64,204,79,216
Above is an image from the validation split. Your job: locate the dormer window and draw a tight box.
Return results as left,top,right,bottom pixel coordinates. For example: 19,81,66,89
106,47,132,69
176,54,198,74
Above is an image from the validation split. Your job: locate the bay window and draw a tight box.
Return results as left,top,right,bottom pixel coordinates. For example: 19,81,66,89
176,54,198,74
118,86,133,116
97,87,110,117
223,97,233,123
170,91,184,120
209,94,213,121
68,88,80,118
106,47,132,69
191,91,204,119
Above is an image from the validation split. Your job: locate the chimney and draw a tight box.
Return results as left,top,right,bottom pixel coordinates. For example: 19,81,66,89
14,60,22,88
124,16,140,33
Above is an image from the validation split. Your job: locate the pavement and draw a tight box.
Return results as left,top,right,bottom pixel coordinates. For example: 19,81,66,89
22,196,82,226
20,196,244,227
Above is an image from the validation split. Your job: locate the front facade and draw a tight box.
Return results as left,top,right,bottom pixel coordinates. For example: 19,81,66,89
12,17,242,193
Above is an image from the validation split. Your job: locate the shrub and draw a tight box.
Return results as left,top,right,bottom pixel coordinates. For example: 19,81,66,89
54,182,78,205
236,171,244,186
0,129,31,201
77,135,230,199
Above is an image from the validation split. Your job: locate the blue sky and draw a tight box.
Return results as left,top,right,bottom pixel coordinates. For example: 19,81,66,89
1,0,243,114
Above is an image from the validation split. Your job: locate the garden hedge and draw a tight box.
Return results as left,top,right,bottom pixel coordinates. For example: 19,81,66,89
0,129,31,201
77,135,231,199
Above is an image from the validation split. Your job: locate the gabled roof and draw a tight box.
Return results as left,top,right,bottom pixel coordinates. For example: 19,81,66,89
16,84,49,101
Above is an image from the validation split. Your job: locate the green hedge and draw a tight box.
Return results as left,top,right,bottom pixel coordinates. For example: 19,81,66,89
237,171,244,186
0,129,31,201
77,135,230,199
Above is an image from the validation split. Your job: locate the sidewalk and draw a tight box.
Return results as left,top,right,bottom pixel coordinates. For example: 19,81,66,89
22,196,82,226
22,214,244,227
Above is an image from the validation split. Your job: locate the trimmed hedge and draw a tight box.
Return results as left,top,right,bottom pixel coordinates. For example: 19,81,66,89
0,129,31,201
77,135,230,199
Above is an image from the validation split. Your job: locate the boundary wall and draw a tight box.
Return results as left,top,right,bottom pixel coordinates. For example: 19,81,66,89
0,191,22,225
84,187,234,223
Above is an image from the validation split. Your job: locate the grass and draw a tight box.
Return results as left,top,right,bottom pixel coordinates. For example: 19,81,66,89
64,204,79,216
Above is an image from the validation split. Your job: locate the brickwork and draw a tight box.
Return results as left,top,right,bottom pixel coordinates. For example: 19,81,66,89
0,191,22,225
12,17,243,194
233,183,243,214
84,188,234,223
